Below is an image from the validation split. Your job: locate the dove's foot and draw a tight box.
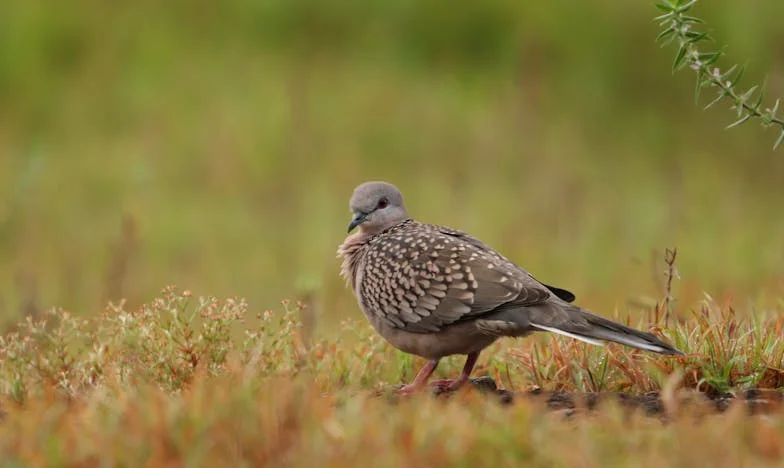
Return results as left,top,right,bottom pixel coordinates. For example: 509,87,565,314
395,352,480,395
396,383,425,394
396,378,465,395
430,379,466,392
396,359,440,394
431,352,479,393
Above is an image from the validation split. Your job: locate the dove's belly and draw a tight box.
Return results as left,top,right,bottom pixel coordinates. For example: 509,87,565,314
364,311,499,359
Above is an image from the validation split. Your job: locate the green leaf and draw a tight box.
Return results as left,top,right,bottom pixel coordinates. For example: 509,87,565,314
681,15,705,24
675,0,697,13
730,65,745,87
699,51,721,66
725,114,751,129
700,77,715,89
656,27,676,43
655,2,674,12
685,31,710,43
771,98,781,116
717,64,737,83
704,91,728,110
774,130,784,151
673,44,689,72
736,99,745,118
753,76,769,110
753,88,765,111
740,86,758,103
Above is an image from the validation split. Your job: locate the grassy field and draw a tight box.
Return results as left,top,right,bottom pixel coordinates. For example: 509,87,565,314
2,0,784,465
1,287,784,465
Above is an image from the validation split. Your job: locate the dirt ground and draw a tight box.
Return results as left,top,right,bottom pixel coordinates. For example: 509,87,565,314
384,378,784,418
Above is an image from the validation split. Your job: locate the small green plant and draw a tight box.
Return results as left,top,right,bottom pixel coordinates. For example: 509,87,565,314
655,0,784,149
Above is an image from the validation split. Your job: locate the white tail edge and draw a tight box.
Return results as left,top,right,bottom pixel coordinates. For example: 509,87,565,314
530,323,605,346
593,334,670,354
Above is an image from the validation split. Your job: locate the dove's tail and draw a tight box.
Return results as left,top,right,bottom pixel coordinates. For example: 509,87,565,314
528,305,684,355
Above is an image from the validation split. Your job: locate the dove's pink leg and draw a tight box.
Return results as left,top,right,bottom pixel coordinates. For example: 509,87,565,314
397,359,440,394
429,352,480,391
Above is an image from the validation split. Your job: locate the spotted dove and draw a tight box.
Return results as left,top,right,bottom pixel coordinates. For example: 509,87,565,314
338,181,683,393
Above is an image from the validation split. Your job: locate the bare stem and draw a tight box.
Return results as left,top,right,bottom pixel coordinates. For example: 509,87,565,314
663,247,679,327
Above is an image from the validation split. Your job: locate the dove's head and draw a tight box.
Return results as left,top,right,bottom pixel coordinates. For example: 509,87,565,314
347,181,410,235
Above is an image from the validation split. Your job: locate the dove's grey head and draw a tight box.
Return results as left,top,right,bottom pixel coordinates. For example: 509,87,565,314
347,181,410,234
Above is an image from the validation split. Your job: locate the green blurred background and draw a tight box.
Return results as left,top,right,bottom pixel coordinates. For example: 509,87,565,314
1,0,783,329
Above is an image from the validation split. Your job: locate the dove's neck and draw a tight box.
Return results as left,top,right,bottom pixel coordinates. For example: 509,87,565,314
337,232,371,292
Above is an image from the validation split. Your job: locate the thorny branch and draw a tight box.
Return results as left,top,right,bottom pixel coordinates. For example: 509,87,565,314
655,0,784,150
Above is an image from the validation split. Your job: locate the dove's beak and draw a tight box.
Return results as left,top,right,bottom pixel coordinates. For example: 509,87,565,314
347,212,368,233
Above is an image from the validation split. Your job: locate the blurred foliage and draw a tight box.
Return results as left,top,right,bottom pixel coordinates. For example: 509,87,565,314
1,287,783,405
0,0,783,329
1,288,784,465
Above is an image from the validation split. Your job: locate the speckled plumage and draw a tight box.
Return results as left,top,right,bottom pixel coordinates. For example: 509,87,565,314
338,181,683,392
341,219,547,333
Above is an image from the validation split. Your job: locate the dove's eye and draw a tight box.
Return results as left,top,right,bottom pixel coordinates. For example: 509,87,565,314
376,197,389,209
